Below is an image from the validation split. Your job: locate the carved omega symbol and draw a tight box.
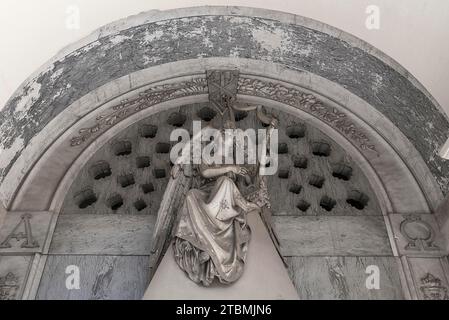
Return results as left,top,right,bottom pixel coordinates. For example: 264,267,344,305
399,215,438,251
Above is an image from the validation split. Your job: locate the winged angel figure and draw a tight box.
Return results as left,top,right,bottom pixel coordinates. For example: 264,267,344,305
149,103,279,287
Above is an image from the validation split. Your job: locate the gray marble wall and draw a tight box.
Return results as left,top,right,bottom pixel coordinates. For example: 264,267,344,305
272,216,401,299
273,216,392,257
286,257,403,300
34,214,157,299
36,255,150,300
49,214,156,255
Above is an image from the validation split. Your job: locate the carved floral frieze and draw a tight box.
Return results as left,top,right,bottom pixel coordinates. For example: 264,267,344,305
70,78,209,146
237,77,377,154
69,74,378,155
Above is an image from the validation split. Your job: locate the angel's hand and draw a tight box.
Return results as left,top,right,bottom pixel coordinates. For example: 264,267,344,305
231,166,249,176
270,118,279,129
226,171,236,180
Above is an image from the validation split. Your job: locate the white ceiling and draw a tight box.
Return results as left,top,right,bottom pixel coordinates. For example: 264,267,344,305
1,0,448,114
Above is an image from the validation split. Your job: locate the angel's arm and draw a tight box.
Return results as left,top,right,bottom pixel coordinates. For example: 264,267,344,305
200,165,249,178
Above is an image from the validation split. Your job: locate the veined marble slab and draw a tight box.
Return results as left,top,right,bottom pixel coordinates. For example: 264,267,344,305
273,216,392,256
286,256,404,300
49,214,156,255
36,255,150,300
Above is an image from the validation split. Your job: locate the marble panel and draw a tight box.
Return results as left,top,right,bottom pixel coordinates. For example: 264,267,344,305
273,216,392,256
49,214,156,255
36,255,150,300
286,256,404,299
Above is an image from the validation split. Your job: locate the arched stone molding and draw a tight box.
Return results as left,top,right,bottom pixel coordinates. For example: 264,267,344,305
1,6,448,211
3,59,438,218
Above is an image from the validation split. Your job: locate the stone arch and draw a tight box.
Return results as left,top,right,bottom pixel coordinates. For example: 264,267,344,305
0,6,448,300
0,6,445,211
7,60,435,215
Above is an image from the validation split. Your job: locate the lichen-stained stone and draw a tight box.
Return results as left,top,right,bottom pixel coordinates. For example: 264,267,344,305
36,255,150,300
285,256,404,300
0,255,32,300
49,214,156,255
0,211,53,254
0,7,448,196
273,216,392,256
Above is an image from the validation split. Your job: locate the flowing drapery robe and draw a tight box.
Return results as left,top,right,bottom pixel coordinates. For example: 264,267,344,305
173,172,257,286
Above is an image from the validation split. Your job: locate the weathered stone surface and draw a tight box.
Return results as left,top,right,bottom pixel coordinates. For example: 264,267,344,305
36,255,150,300
1,9,448,194
403,257,449,300
273,216,392,256
389,213,446,257
49,214,156,255
0,255,32,300
0,211,53,254
285,256,404,299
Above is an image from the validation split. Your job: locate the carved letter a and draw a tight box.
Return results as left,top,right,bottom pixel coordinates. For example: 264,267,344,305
0,214,39,249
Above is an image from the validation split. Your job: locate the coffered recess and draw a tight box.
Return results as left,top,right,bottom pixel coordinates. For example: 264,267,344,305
61,103,381,218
